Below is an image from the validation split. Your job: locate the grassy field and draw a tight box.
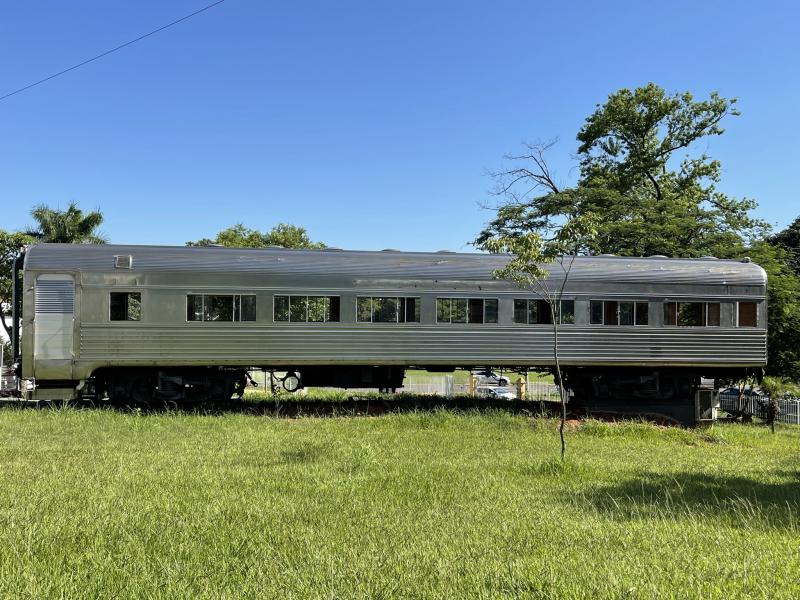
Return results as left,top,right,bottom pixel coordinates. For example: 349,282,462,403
0,406,798,599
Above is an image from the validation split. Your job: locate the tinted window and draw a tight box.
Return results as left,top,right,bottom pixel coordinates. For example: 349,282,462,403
738,302,757,327
635,302,649,326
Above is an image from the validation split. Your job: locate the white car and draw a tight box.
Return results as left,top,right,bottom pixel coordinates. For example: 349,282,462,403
472,371,511,386
476,386,517,400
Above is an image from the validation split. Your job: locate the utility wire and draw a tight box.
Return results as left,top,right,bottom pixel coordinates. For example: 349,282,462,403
0,0,226,102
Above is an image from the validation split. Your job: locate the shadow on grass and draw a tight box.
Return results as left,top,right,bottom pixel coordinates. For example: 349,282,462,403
576,470,800,530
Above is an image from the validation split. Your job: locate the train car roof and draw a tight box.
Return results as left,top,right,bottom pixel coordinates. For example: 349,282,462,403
23,243,767,286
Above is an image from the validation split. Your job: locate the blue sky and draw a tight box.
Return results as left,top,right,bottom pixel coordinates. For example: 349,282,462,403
1,0,798,252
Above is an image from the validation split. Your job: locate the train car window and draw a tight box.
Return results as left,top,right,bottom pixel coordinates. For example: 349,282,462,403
187,295,203,321
560,300,575,324
274,296,290,321
187,294,257,322
677,302,704,326
110,292,141,321
329,297,341,322
738,302,757,327
468,299,484,324
485,299,499,324
207,296,234,321
590,300,603,324
635,302,649,325
619,302,634,326
308,297,326,322
290,296,307,322
514,300,527,323
399,297,419,323
591,300,648,325
451,299,468,323
663,302,677,326
358,297,421,323
438,298,498,324
239,295,257,322
527,300,539,324
514,299,571,324
274,295,340,322
664,302,721,326
707,303,721,327
603,301,618,326
374,297,398,322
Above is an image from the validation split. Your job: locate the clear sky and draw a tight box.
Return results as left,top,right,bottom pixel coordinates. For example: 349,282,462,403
1,0,798,252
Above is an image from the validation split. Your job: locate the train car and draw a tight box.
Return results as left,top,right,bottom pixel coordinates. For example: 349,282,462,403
10,243,766,419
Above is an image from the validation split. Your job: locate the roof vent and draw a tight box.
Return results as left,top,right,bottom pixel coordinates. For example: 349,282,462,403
113,255,133,269
741,256,752,263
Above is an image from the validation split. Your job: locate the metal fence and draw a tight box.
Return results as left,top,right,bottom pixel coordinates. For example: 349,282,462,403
526,379,561,402
0,374,19,393
404,375,456,397
719,393,800,425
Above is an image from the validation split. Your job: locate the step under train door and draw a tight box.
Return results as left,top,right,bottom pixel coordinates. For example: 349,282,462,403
33,274,75,382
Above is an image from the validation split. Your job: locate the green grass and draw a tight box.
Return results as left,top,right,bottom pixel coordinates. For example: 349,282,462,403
0,407,798,599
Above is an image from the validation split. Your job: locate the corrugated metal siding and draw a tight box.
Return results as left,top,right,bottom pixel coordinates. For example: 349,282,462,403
35,280,74,314
79,325,766,366
24,243,767,287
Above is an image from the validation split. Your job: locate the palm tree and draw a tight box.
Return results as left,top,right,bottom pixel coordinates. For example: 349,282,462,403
26,202,106,244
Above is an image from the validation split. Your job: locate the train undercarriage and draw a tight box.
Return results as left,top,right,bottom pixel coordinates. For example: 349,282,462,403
67,364,761,424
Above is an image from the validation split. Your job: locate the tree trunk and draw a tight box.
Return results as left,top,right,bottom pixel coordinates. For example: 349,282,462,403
552,313,567,461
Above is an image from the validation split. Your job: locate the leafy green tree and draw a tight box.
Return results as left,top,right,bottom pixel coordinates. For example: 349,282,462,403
478,83,800,381
187,223,325,249
770,215,800,274
481,213,598,460
477,84,767,258
26,202,106,244
2,202,104,341
746,242,800,380
0,230,35,340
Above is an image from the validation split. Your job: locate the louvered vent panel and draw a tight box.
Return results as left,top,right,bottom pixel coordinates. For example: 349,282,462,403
35,280,74,314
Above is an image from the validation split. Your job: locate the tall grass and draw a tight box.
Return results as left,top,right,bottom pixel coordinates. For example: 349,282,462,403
0,407,797,598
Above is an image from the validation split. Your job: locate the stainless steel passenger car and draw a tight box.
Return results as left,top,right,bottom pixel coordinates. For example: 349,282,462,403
10,243,767,408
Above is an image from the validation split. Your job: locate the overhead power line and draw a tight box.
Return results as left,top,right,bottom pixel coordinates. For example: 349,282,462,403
0,0,227,102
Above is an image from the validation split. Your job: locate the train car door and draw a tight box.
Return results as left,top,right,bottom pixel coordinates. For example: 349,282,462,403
33,274,75,371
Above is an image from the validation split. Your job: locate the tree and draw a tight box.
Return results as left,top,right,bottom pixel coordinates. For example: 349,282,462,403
187,223,326,249
0,230,35,340
26,202,106,244
477,84,800,382
2,202,105,342
481,214,597,460
770,215,800,274
746,242,800,381
477,84,767,258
